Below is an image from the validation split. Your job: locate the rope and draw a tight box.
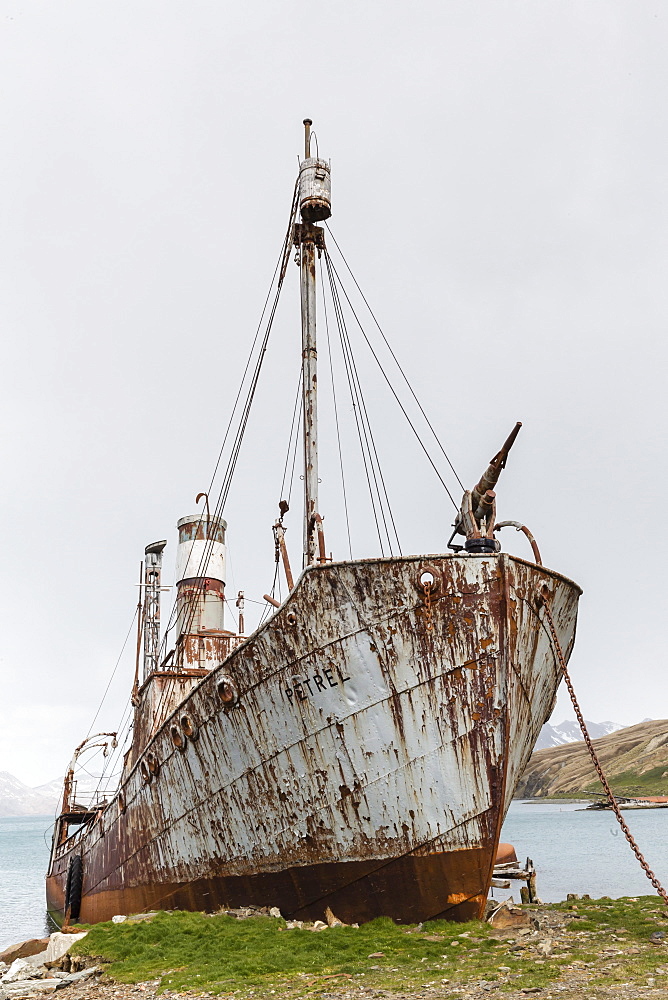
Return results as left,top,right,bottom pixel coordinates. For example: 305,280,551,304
540,592,668,905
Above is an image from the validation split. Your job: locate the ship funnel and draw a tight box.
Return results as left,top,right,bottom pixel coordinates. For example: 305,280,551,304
175,513,228,670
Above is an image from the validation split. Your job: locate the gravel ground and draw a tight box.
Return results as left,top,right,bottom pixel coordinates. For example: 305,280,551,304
48,974,668,1000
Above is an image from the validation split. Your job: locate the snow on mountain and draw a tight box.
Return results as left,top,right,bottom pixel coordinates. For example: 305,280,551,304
1,771,117,817
533,719,626,751
0,771,59,818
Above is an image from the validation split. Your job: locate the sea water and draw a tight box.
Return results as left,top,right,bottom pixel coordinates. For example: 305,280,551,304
2,801,668,951
500,799,668,903
0,816,54,951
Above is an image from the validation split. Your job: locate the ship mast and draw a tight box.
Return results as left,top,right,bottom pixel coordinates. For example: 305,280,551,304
296,118,331,566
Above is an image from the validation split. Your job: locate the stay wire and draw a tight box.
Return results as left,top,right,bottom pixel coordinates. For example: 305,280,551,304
327,258,402,555
286,400,302,508
85,606,139,740
326,253,400,555
162,179,299,662
279,368,303,501
205,178,300,496
151,182,299,728
319,256,353,561
325,224,465,494
325,254,385,554
325,249,460,511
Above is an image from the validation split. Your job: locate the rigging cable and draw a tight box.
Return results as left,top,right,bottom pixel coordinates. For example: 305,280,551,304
319,256,353,560
84,607,139,740
327,256,402,554
327,249,459,510
325,224,465,494
148,180,300,728
279,368,304,501
325,252,401,555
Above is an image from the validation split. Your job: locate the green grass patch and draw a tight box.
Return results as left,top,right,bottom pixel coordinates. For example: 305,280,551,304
553,894,668,941
71,897,668,996
72,911,565,996
582,765,668,797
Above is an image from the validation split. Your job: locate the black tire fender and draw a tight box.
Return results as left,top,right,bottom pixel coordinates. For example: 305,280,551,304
65,853,83,921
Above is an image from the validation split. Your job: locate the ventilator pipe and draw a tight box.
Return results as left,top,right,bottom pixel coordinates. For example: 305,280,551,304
494,521,542,565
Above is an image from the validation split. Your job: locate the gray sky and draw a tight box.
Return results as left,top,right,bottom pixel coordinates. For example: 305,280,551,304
1,1,666,786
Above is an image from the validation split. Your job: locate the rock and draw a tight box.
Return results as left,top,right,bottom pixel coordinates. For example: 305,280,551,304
55,966,99,987
43,933,87,966
367,952,384,958
488,902,534,931
111,915,127,923
311,920,327,931
0,942,50,966
1,982,59,995
324,907,346,928
269,907,282,919
1,959,42,984
285,920,303,930
536,939,553,957
650,931,666,944
126,912,158,923
485,900,501,919
23,953,48,970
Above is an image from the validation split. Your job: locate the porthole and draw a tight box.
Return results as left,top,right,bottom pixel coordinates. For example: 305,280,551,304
180,714,199,741
147,752,160,776
140,760,151,783
170,725,187,752
217,676,239,708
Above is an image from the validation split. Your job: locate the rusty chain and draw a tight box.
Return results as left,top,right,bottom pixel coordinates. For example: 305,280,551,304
539,592,668,906
422,580,433,631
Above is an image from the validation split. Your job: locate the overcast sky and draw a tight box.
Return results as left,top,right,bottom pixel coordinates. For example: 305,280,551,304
1,1,667,787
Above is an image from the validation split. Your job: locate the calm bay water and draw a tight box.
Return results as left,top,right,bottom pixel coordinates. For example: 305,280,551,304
1,801,668,951
500,799,668,903
0,816,54,951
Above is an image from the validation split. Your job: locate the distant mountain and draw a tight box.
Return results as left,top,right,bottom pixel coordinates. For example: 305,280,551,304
517,719,668,798
533,718,625,751
0,771,116,818
0,771,59,818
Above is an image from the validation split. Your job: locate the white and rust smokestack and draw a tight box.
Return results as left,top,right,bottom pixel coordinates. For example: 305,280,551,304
174,513,228,670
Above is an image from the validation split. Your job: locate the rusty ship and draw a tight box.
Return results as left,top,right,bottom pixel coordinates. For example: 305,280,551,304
46,121,581,927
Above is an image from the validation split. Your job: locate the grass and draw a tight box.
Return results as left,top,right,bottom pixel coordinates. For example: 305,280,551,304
71,896,668,997
582,765,668,797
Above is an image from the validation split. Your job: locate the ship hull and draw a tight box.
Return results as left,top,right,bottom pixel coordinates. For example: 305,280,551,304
47,552,580,925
